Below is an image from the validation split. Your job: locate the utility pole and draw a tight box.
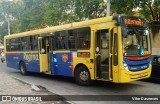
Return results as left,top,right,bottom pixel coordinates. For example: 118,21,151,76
6,0,11,35
107,0,110,16
7,15,10,35
103,0,110,17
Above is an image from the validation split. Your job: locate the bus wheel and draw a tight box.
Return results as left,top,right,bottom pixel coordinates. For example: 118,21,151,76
75,66,92,86
20,62,28,75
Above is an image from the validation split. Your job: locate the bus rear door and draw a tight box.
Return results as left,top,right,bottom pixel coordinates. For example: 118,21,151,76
38,37,49,72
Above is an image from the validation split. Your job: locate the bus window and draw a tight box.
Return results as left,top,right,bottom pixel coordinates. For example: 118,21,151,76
55,31,68,50
123,29,150,56
32,35,38,51
6,39,10,51
77,27,90,49
26,36,32,50
21,37,30,51
20,37,25,51
68,29,77,49
10,38,21,51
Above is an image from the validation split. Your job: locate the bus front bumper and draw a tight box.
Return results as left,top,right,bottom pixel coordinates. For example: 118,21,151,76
118,67,151,83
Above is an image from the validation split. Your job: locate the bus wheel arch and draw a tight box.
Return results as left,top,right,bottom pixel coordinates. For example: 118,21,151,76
19,61,28,75
74,64,92,86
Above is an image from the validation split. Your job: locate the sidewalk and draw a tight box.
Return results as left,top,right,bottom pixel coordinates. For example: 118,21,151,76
0,72,70,104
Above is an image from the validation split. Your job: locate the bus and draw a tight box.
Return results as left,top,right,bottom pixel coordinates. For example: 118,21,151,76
4,14,151,85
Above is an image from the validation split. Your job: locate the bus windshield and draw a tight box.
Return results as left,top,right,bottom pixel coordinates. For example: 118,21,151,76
122,28,150,56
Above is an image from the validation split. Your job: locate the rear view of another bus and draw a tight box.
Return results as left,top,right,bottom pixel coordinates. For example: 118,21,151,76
114,15,152,82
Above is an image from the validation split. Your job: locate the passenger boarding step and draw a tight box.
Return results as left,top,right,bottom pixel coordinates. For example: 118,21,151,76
101,64,109,72
96,72,109,80
101,71,109,79
96,64,109,80
101,64,109,79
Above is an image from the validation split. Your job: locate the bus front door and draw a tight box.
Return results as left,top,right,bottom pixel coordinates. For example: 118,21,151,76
38,37,49,72
95,29,112,80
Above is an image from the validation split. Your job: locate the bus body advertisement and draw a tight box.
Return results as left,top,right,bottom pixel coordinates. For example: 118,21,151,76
4,15,151,85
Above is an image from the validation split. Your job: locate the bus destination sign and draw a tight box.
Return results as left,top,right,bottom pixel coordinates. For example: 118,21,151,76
123,18,144,26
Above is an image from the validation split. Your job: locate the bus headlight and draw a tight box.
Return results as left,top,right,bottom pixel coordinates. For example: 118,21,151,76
123,61,129,71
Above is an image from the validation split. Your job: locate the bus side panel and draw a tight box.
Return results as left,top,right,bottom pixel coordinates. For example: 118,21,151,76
25,60,40,73
50,52,72,77
6,53,40,73
23,53,40,73
6,53,23,69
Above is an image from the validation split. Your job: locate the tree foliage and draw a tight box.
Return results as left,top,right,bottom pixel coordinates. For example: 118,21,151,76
74,0,106,20
136,0,160,23
110,0,135,15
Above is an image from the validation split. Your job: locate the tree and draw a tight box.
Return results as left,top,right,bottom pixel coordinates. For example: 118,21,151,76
136,0,160,39
74,0,106,21
136,0,160,22
110,0,135,15
43,0,72,26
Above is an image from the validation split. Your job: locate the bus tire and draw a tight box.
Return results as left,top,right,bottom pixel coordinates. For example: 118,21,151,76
19,62,28,75
75,66,92,86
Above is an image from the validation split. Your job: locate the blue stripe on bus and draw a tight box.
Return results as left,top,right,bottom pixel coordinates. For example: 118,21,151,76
124,58,150,66
124,58,150,71
128,63,149,71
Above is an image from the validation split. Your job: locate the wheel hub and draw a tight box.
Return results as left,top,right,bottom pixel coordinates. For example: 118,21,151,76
80,71,89,81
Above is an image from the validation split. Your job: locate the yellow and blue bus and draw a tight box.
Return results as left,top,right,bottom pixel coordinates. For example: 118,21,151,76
4,15,151,85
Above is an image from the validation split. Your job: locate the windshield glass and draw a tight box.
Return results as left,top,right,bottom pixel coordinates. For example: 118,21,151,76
122,28,151,56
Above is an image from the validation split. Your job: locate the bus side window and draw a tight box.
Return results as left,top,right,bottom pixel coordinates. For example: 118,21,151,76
10,38,21,51
62,31,69,49
21,37,26,51
29,36,33,50
32,35,38,51
55,32,63,49
68,29,77,49
52,35,56,50
55,31,68,50
26,37,31,50
77,27,90,49
6,39,10,51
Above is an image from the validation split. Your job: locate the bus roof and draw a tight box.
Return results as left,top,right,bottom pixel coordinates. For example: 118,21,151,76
5,16,113,39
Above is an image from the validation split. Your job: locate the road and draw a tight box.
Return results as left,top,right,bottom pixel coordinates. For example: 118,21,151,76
0,62,160,104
